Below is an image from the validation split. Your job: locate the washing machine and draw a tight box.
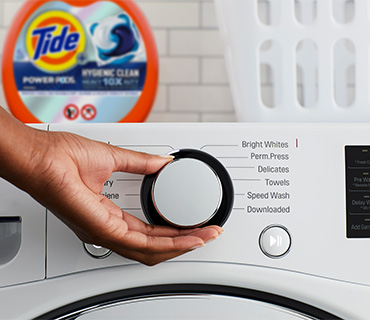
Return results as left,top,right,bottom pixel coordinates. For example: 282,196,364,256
1,123,370,319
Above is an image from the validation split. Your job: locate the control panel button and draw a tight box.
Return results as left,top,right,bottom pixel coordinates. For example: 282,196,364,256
259,225,291,258
83,243,112,259
152,158,222,227
141,149,234,228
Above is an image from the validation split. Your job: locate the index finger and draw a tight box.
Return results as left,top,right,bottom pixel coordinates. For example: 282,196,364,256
109,146,174,175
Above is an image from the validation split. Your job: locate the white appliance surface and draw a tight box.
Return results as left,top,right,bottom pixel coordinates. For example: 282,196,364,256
1,123,370,319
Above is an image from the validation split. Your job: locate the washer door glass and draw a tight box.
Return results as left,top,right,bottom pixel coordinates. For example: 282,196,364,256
72,294,317,320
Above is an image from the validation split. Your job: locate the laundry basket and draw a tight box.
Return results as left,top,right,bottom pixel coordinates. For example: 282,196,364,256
214,0,370,122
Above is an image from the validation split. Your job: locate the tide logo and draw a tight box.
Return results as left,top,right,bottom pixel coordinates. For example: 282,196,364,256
26,11,86,72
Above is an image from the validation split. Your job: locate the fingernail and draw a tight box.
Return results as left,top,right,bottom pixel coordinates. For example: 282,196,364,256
205,236,218,244
159,154,175,160
190,244,205,250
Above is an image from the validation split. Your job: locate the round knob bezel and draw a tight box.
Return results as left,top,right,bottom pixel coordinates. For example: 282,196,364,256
140,149,234,228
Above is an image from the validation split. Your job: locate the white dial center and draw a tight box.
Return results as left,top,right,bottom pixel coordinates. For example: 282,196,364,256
152,158,222,227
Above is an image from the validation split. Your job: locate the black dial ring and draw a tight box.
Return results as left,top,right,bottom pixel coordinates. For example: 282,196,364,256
140,149,234,228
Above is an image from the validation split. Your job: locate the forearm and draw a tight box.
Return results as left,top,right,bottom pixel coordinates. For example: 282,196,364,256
0,106,47,190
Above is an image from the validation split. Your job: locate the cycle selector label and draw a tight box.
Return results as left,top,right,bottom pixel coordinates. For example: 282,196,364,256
239,140,292,216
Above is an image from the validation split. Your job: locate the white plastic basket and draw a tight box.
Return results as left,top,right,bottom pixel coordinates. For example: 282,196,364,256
215,0,370,122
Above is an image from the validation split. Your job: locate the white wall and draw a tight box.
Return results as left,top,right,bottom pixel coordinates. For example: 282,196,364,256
0,0,236,122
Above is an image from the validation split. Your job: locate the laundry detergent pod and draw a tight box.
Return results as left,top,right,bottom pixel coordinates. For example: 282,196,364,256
2,0,158,123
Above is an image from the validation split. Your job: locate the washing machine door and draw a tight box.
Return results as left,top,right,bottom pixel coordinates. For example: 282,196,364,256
40,285,340,320
69,295,317,320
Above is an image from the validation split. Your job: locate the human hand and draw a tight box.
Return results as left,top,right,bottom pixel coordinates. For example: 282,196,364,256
17,129,223,266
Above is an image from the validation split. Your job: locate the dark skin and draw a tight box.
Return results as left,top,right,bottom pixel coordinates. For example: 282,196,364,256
0,106,223,266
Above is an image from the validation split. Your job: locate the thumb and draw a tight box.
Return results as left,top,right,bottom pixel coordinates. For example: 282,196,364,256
109,146,174,175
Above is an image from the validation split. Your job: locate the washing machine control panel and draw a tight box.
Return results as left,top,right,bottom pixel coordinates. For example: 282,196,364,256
4,123,370,289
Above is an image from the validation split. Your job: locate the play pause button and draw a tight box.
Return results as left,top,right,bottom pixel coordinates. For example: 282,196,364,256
259,225,291,258
270,234,282,247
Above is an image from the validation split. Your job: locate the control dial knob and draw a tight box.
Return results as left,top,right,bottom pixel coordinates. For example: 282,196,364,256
141,149,234,228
